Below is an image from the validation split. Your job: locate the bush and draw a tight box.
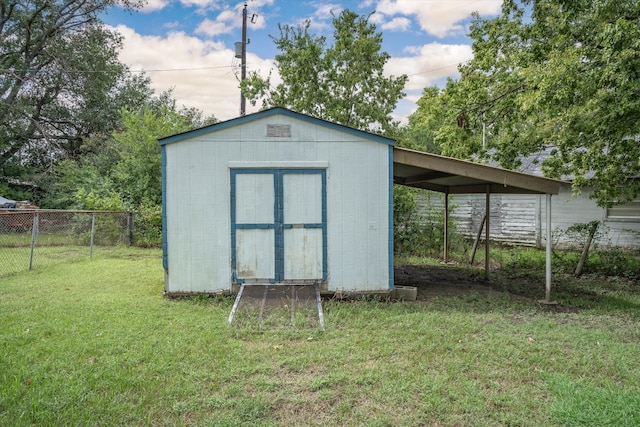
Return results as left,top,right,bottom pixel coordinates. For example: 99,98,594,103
550,221,640,280
394,186,463,257
586,248,640,280
134,204,162,247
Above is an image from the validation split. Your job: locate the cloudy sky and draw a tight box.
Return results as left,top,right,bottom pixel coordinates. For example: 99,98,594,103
102,0,503,122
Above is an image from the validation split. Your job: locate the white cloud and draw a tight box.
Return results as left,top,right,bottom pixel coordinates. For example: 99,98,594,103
197,8,241,36
194,3,273,36
179,0,224,9
286,2,340,31
249,0,275,8
163,21,182,30
402,45,421,55
313,3,342,20
140,0,171,12
194,19,234,37
368,10,386,25
195,17,233,36
111,24,263,120
381,16,410,31
375,0,502,37
386,42,473,91
359,0,376,7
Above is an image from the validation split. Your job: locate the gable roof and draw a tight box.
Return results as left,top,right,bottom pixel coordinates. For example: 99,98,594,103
158,107,395,147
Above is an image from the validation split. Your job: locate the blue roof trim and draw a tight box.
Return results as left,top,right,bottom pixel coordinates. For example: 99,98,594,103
158,107,395,147
161,145,168,272
388,145,394,290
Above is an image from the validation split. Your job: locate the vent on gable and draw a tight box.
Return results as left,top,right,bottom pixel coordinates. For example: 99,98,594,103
266,124,291,137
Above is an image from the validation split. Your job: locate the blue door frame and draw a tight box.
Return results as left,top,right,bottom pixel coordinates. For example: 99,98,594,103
230,168,327,284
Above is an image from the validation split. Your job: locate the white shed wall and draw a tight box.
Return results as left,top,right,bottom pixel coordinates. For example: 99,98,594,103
163,113,391,294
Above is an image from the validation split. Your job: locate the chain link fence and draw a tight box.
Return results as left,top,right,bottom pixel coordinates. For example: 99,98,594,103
0,209,134,277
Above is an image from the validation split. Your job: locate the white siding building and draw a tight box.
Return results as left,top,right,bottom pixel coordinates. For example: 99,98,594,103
159,108,393,296
419,187,640,249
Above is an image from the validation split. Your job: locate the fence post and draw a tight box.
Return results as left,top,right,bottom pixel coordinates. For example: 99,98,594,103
127,211,134,246
90,212,96,258
29,211,39,270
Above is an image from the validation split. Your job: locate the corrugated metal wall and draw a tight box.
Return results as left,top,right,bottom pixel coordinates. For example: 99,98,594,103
446,194,542,246
417,188,640,249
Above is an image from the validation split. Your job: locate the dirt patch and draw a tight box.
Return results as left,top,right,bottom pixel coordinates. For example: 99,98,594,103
395,264,501,301
396,264,533,300
394,263,585,312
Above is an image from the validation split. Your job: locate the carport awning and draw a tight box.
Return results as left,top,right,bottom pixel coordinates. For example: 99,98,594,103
393,147,565,195
393,146,568,304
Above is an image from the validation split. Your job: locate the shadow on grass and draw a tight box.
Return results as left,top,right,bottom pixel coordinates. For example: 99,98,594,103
394,263,640,318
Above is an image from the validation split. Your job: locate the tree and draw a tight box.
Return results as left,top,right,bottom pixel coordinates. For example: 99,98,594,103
0,0,148,198
411,0,640,207
241,9,407,135
111,95,207,208
42,92,213,210
399,87,446,153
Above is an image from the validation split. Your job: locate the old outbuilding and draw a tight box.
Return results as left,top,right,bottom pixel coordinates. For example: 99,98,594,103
159,107,393,296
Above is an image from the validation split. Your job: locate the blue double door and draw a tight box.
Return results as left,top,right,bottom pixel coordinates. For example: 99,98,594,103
230,169,327,284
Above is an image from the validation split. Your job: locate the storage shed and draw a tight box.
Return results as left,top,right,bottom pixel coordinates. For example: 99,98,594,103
159,107,393,296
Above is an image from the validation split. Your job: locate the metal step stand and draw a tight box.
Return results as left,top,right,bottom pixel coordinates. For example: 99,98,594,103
314,283,326,332
228,283,325,331
227,283,246,324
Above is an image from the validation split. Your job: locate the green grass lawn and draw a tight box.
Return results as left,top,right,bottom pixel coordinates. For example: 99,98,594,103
1,248,639,426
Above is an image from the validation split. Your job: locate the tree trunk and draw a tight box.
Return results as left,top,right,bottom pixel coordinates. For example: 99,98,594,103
574,221,599,277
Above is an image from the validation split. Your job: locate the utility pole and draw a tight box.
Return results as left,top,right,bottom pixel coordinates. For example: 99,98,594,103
239,2,248,116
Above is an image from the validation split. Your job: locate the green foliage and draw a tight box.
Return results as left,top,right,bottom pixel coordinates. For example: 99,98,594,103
107,92,211,210
112,107,186,208
35,156,120,211
39,160,106,209
30,91,209,248
562,220,602,249
502,244,640,281
134,203,163,247
399,87,445,153
408,0,640,208
40,92,208,221
241,9,407,135
394,188,459,257
393,185,418,254
547,221,640,279
589,248,640,280
0,181,35,204
74,188,125,211
0,182,9,198
68,190,126,246
0,0,150,195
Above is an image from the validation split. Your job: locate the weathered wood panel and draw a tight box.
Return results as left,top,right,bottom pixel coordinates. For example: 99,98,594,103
284,228,323,279
236,229,275,279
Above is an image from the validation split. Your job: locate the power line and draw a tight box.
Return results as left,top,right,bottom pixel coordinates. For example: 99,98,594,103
2,59,470,78
406,60,471,77
130,65,236,73
0,64,237,74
